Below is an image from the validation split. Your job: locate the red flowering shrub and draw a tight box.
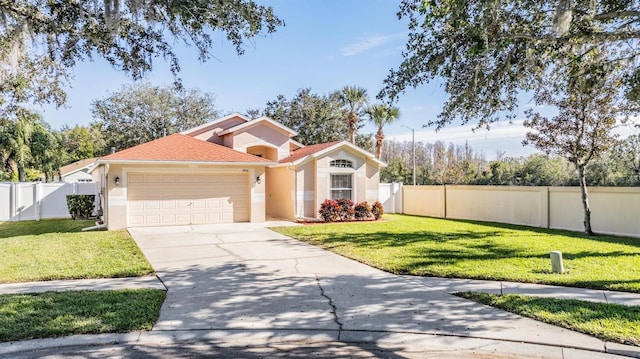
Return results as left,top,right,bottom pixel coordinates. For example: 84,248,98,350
371,201,384,220
354,201,372,220
319,199,340,222
335,199,354,221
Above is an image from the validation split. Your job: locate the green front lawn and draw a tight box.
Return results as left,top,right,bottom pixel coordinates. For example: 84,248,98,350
457,292,640,346
273,214,640,292
0,289,165,342
0,219,153,283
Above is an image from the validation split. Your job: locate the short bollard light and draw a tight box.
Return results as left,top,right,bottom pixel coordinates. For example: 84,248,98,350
550,251,564,274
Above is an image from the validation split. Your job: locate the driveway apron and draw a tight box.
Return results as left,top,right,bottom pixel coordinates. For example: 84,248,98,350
128,223,609,353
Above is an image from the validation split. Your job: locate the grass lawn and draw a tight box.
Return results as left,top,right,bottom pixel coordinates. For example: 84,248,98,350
0,289,165,342
272,214,640,292
457,292,640,346
0,219,153,283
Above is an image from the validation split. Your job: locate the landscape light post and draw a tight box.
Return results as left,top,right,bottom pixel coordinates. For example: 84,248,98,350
402,125,416,186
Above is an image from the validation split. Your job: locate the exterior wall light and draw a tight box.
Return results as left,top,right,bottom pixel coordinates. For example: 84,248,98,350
256,176,261,184
114,176,120,186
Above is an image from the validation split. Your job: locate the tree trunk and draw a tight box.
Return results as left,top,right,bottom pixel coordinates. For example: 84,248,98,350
375,129,384,159
18,166,25,182
577,164,594,236
348,112,357,144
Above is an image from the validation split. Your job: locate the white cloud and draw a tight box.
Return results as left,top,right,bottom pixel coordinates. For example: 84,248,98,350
340,33,406,57
387,120,536,159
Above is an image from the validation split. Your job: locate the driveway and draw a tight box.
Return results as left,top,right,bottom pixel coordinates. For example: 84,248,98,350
128,223,622,358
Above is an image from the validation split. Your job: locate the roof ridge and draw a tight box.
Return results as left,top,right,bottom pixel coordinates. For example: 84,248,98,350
100,133,272,163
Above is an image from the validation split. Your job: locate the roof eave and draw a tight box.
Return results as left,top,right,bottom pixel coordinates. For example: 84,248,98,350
180,112,251,136
94,159,276,167
218,117,298,137
61,164,96,177
282,142,387,168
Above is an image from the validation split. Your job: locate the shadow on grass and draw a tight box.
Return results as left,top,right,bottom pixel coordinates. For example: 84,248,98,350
406,215,640,248
0,219,95,238
278,216,640,292
455,291,640,346
316,229,637,263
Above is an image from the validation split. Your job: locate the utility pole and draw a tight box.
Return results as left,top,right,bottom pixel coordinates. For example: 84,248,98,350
402,125,416,185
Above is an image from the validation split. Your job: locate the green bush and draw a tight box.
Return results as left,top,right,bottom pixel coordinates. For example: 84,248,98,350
66,195,95,220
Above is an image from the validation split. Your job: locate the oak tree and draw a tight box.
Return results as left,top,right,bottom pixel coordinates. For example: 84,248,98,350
0,1,283,88
91,82,218,151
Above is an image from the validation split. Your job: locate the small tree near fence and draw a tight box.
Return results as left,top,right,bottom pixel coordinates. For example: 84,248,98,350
66,195,95,220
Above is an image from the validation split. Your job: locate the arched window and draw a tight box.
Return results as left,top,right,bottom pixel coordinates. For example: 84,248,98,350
330,159,353,168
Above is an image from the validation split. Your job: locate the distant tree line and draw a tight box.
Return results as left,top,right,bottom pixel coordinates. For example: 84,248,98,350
1,84,400,182
381,135,640,187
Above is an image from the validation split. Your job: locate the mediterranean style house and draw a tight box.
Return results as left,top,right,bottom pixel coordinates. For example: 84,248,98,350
91,113,384,229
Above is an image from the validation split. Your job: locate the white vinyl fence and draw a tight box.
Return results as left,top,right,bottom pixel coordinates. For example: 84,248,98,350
378,182,403,214
0,182,98,222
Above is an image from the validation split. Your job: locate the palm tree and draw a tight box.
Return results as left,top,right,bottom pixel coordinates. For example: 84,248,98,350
339,86,368,144
367,104,400,159
0,111,37,181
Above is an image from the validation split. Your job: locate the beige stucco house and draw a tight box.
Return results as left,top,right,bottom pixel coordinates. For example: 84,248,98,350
92,113,385,229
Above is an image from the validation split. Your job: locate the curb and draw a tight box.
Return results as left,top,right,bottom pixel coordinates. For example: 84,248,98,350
1,330,639,358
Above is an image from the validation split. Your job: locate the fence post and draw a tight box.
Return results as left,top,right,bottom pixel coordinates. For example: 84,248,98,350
397,183,403,214
540,187,550,229
391,183,396,214
9,183,15,221
34,182,40,221
443,184,447,219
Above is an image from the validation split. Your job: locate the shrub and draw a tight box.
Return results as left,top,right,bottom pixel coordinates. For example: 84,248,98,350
335,198,354,221
319,199,340,222
66,195,95,220
371,201,384,220
354,202,372,220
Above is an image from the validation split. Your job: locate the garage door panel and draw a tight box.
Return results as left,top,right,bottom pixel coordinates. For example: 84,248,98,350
161,214,176,224
176,214,190,223
128,215,144,226
127,172,250,227
161,201,176,209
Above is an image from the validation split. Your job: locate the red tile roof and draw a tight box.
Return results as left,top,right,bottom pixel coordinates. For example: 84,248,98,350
279,141,340,163
101,134,272,163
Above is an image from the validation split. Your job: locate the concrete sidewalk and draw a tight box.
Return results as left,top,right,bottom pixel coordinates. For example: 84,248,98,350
0,276,166,295
2,275,639,308
402,276,640,306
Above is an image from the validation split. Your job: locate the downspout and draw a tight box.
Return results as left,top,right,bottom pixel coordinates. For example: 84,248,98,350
104,164,109,227
287,166,297,219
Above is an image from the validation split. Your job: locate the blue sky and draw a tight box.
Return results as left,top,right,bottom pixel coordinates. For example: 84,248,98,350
39,0,638,160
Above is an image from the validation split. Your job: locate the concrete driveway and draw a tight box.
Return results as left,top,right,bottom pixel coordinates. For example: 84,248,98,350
128,223,624,358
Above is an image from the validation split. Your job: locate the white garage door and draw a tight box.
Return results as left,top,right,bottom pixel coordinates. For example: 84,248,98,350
127,172,249,227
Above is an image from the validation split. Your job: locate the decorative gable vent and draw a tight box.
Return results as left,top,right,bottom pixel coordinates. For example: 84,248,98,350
330,159,353,168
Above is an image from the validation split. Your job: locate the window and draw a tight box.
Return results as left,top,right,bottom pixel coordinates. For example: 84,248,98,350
330,159,353,168
330,174,352,200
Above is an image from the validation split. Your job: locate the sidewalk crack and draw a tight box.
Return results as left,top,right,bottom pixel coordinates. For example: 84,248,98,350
315,275,343,338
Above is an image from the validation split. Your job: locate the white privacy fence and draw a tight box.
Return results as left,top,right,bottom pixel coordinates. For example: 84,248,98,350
0,182,98,222
378,182,403,214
